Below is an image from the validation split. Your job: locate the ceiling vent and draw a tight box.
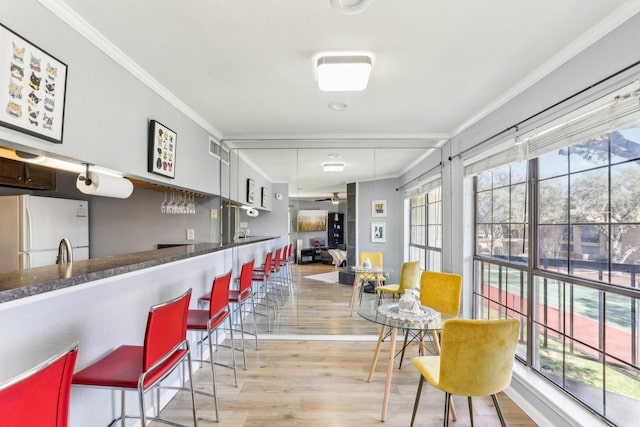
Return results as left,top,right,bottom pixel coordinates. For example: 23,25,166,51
209,136,229,165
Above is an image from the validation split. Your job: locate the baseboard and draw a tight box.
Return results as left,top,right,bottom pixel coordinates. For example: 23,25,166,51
505,363,608,427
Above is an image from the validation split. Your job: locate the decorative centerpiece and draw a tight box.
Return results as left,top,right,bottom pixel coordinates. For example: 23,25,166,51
376,290,438,329
362,257,372,268
398,290,422,316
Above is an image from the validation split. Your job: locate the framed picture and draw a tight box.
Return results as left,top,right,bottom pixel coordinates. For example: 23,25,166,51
372,199,387,217
0,23,68,144
371,222,386,243
148,120,177,178
247,178,255,203
261,186,268,208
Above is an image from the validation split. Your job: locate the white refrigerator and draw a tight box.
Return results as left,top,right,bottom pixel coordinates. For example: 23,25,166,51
0,195,89,270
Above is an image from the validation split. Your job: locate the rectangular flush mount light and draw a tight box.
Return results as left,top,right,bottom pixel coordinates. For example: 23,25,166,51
317,55,372,91
322,162,345,172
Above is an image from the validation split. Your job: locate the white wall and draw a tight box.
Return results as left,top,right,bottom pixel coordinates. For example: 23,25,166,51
240,182,290,248
0,0,220,195
356,177,402,282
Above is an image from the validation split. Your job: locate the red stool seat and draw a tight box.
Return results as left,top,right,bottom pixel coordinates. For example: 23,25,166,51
72,345,189,389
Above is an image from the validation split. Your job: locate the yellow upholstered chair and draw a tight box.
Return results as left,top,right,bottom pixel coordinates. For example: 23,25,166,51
376,260,420,300
359,251,384,274
410,318,520,427
420,271,462,317
398,270,463,371
355,251,387,302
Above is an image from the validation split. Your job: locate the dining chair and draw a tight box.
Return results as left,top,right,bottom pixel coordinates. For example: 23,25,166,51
357,251,386,302
410,318,520,427
376,260,420,301
72,289,197,427
0,342,78,427
399,270,463,368
189,270,237,422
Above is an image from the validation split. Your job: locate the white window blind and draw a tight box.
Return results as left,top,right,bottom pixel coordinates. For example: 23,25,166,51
464,80,640,177
522,80,640,159
402,175,441,199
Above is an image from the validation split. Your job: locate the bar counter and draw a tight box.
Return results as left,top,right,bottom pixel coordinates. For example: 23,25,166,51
0,235,279,426
0,236,275,304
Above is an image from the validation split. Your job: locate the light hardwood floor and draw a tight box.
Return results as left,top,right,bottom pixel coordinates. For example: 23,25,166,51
153,263,538,426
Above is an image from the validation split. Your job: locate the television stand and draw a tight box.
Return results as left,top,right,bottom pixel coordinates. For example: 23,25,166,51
298,247,326,264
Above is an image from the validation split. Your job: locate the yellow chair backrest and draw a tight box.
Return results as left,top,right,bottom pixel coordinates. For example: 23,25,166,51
438,319,520,396
420,271,462,317
359,252,382,269
397,260,420,293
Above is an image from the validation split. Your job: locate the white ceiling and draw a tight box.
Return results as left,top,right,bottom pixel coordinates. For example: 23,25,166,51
50,0,640,198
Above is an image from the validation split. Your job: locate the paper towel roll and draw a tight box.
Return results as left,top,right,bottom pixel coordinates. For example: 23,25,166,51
76,171,133,198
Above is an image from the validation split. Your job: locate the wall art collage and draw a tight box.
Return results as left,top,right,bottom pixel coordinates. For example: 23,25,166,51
0,24,67,144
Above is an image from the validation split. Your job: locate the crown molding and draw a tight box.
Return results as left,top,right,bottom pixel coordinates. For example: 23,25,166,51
38,0,223,139
451,0,640,138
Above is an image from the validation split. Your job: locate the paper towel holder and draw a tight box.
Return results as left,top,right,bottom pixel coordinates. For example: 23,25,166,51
78,163,94,187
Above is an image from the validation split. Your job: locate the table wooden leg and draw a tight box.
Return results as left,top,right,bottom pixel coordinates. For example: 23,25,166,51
381,326,398,422
368,325,386,382
349,273,361,316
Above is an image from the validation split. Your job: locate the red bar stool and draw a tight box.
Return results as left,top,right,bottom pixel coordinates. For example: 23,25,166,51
228,259,258,369
0,342,78,427
269,248,284,305
188,270,236,422
252,250,274,331
72,289,197,427
282,242,294,288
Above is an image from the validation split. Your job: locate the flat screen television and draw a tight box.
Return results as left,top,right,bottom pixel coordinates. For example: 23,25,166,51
297,210,327,232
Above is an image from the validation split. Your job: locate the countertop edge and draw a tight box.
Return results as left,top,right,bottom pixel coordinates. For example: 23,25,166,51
0,236,277,304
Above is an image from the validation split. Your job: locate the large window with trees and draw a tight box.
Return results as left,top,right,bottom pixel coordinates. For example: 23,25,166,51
409,186,441,271
473,122,640,426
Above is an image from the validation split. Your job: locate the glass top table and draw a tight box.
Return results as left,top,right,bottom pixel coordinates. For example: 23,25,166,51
357,300,449,422
344,266,392,316
357,300,444,331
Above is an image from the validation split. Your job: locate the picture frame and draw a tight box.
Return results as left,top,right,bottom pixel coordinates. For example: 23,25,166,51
371,222,386,243
0,23,68,144
372,199,387,217
247,178,255,203
148,120,177,178
261,186,268,208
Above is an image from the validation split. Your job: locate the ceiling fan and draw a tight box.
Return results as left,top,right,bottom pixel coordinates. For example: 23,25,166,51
315,192,341,204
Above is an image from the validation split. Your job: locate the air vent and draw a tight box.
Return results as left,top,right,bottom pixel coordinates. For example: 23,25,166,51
208,136,229,165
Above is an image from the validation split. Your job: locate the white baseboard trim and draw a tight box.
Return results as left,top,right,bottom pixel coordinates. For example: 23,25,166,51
506,363,608,427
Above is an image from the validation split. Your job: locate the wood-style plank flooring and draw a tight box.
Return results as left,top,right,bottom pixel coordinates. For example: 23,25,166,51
153,263,538,426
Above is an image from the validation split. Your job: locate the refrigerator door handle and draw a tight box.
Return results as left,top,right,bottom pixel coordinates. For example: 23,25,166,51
25,197,32,252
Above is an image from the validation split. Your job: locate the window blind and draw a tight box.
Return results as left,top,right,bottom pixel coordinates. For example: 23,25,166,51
523,80,640,159
464,80,640,177
402,175,441,199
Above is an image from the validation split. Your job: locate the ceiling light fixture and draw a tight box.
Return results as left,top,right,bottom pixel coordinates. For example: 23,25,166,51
322,162,345,172
317,55,372,92
331,192,340,204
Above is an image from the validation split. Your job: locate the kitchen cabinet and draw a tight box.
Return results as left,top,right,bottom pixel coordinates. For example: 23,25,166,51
0,157,56,190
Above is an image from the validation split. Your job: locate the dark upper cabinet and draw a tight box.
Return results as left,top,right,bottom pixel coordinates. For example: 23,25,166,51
0,157,56,190
327,212,344,248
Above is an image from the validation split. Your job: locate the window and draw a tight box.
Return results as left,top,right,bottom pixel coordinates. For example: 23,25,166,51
473,121,640,426
409,186,441,271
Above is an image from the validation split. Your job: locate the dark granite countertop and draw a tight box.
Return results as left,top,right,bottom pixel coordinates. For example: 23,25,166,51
0,236,276,304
